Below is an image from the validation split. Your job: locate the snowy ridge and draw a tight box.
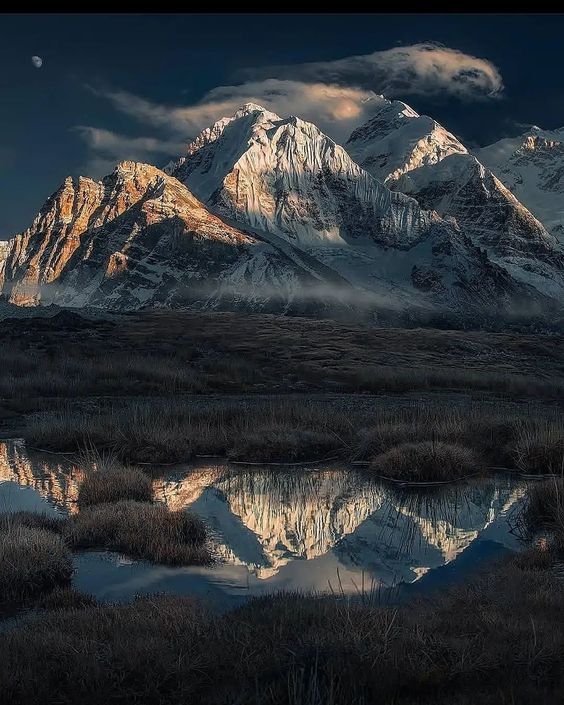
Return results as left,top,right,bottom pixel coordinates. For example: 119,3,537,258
477,127,564,243
170,103,540,313
171,103,437,250
346,98,467,184
1,102,561,316
345,101,564,300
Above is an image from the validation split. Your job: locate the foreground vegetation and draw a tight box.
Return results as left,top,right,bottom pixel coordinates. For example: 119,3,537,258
67,500,210,565
0,456,211,606
3,479,563,703
0,308,561,475
0,524,73,605
23,398,564,480
1,539,563,705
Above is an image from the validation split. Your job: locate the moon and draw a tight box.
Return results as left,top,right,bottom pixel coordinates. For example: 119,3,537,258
31,56,43,69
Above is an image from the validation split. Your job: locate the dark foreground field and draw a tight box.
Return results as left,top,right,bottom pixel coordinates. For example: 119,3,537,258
2,309,564,404
2,309,564,703
1,308,563,475
2,538,564,704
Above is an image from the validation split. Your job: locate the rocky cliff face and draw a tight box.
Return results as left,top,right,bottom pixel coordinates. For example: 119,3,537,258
1,161,353,313
0,102,559,316
168,103,540,314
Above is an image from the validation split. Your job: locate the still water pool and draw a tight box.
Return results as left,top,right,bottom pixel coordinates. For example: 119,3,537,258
0,439,527,609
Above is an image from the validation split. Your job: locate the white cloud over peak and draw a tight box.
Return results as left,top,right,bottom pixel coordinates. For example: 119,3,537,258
92,80,381,143
245,43,504,100
74,126,186,177
79,43,503,176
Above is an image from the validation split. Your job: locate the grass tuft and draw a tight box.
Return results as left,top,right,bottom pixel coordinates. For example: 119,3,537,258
513,421,564,474
228,428,341,462
370,441,478,482
66,500,210,565
0,526,73,605
0,511,65,534
77,456,153,508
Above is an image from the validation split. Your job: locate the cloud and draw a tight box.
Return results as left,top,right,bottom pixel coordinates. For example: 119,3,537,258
80,43,503,174
74,126,186,177
92,80,381,142
244,43,504,100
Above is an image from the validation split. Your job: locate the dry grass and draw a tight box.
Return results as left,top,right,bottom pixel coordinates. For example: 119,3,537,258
1,311,563,414
521,478,564,537
2,550,564,705
66,500,210,565
228,428,341,462
370,441,478,482
32,587,98,611
77,456,153,508
24,398,564,475
513,420,564,474
0,526,73,605
0,511,65,534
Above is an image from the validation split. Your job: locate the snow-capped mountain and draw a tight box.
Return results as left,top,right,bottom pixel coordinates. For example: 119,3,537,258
0,102,560,317
168,103,542,313
0,161,354,313
346,100,564,301
477,127,564,243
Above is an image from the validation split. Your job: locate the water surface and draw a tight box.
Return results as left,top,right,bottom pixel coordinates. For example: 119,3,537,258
0,439,526,609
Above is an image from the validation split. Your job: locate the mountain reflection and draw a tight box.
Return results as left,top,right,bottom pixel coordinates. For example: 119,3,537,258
0,440,525,588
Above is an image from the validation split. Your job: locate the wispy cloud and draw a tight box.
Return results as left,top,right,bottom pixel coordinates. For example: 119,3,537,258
244,43,504,100
92,80,380,142
74,126,186,177
79,43,503,176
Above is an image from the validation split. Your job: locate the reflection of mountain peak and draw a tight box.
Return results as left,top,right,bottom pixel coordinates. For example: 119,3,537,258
0,442,525,590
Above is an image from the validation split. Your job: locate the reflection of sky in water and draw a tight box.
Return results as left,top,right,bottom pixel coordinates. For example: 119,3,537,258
0,439,526,609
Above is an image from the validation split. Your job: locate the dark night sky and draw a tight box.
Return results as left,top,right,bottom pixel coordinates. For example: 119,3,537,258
2,13,564,237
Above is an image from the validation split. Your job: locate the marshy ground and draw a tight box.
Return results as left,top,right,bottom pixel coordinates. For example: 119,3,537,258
1,308,564,703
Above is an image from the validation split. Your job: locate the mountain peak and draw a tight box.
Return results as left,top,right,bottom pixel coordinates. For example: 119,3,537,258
346,99,466,184
233,102,274,118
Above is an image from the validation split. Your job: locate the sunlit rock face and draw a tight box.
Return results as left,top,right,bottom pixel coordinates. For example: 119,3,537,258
0,162,343,313
0,104,552,315
346,99,564,302
168,104,538,313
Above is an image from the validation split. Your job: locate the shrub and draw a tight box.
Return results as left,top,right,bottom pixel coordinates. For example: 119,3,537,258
77,459,153,508
0,526,73,605
370,441,478,482
66,501,210,565
521,478,564,536
0,511,65,534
